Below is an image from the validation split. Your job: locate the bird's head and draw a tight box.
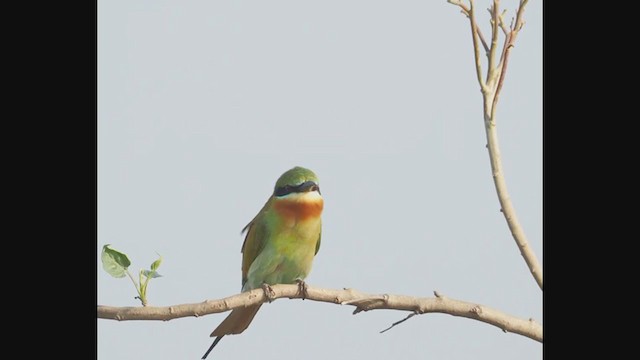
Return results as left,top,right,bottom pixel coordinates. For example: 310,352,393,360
271,167,323,221
273,166,321,198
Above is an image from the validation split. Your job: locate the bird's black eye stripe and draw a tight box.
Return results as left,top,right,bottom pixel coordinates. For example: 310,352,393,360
275,185,293,197
274,181,319,197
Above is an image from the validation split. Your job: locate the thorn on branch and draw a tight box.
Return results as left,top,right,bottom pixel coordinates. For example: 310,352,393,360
380,311,419,334
434,290,445,298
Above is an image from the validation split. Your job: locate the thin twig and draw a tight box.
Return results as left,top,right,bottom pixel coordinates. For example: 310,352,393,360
514,0,529,31
476,27,490,55
490,32,512,119
447,0,469,13
468,0,487,90
486,0,501,86
498,10,509,35
449,1,490,57
380,311,419,333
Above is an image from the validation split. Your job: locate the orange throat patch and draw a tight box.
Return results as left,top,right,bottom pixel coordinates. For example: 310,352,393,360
273,194,323,222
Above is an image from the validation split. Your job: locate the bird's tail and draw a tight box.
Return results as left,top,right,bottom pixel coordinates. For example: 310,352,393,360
210,304,262,336
201,304,262,359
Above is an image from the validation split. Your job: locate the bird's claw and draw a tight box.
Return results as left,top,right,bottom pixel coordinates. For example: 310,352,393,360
295,278,309,300
261,283,276,303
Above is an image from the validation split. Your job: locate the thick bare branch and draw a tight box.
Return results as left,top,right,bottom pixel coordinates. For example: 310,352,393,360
484,112,542,289
98,284,542,342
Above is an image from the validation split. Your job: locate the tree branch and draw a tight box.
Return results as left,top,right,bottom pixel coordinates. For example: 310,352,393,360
476,26,490,56
449,0,542,290
486,0,501,86
468,1,487,90
491,0,528,120
486,0,542,290
98,284,542,342
497,9,510,35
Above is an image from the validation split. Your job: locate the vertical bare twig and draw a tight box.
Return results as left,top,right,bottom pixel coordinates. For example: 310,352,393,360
491,0,529,117
467,0,487,90
486,0,501,86
449,0,542,290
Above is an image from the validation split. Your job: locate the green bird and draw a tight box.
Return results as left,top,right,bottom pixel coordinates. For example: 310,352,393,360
201,166,323,359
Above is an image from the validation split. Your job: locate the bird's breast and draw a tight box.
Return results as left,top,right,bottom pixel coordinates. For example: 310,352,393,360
273,193,323,223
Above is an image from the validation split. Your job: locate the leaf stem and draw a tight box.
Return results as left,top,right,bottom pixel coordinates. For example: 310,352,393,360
140,272,151,306
126,270,145,306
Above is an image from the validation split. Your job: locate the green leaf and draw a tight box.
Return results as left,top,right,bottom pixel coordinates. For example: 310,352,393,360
150,253,162,271
141,269,162,279
101,244,131,278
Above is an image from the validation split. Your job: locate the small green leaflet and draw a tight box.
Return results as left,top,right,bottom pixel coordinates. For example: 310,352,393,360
101,244,131,278
141,269,162,279
150,253,162,271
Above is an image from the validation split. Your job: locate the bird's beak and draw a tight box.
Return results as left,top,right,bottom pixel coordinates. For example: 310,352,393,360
298,181,320,194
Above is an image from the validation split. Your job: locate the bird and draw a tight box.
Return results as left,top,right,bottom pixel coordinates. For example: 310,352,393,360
201,166,323,359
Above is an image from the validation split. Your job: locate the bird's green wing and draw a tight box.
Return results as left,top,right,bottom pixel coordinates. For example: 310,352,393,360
315,227,321,255
240,197,272,288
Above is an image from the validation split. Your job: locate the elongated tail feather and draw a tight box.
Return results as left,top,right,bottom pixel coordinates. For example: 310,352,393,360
201,305,262,359
201,336,224,359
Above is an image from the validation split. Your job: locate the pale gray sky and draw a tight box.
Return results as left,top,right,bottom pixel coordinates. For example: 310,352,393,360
98,1,542,359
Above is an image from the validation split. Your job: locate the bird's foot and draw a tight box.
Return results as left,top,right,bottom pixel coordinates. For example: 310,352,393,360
261,283,276,303
295,278,309,300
